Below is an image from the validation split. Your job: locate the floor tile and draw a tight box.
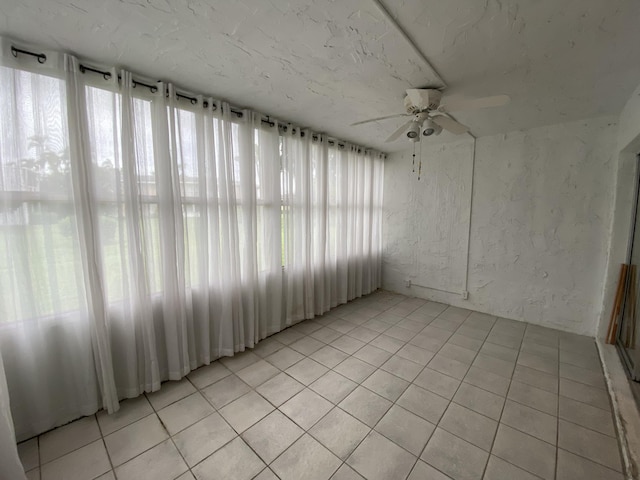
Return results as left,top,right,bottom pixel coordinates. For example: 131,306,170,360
556,448,624,480
293,320,323,335
290,336,325,356
500,399,557,444
362,369,409,401
430,317,461,332
380,355,423,382
483,455,540,480
560,363,606,389
448,333,484,352
479,342,518,362
521,340,558,360
146,378,196,410
339,386,392,427
517,351,558,375
255,372,305,406
485,332,522,350
311,345,350,368
492,424,556,480
421,428,488,480
463,365,510,397
201,374,251,409
192,437,265,480
369,334,405,354
438,402,497,451
97,396,154,436
310,407,370,460
218,391,274,433
265,347,305,370
286,357,329,385
453,383,504,420
472,353,514,379
186,361,231,389
251,337,285,358
330,319,360,334
457,325,489,341
354,344,392,367
242,410,304,463
395,343,436,365
397,318,429,333
331,464,365,480
18,437,38,471
347,326,381,343
559,395,615,436
39,415,101,464
331,335,367,354
254,468,279,480
310,370,358,404
280,388,333,429
427,354,470,380
438,343,477,365
114,439,187,480
311,327,343,344
512,364,558,393
104,414,168,466
236,359,280,387
407,460,451,480
157,392,215,435
271,434,341,480
560,349,602,371
412,367,461,399
559,377,610,410
375,404,434,455
347,431,416,480
334,356,376,383
173,412,236,467
507,380,558,415
384,325,416,342
41,439,111,480
363,319,392,334
396,384,449,424
272,329,305,345
558,419,622,471
220,351,260,372
93,471,115,480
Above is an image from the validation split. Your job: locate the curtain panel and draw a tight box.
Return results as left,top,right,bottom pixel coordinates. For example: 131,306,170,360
0,38,384,441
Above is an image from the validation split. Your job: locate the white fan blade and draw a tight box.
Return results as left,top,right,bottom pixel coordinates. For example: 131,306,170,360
431,115,469,135
350,113,410,126
440,94,510,112
406,89,431,109
385,120,414,143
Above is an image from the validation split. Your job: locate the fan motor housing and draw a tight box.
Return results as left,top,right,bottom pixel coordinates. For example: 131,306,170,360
404,89,442,114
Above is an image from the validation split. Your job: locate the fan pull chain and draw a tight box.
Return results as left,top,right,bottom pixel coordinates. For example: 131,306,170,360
418,139,422,180
412,143,416,173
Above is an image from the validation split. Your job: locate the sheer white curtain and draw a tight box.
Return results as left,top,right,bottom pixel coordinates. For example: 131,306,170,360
281,129,384,324
0,37,383,442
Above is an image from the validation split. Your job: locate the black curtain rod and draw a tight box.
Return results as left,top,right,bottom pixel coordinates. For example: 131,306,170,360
11,46,46,63
11,45,357,149
78,63,279,125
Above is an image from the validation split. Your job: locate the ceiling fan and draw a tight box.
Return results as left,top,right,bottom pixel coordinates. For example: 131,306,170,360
351,89,510,142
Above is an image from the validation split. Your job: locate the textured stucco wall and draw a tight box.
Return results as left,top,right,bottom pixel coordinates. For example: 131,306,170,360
383,116,618,335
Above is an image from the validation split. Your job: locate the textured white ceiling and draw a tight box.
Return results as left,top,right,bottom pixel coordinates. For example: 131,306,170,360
1,0,639,152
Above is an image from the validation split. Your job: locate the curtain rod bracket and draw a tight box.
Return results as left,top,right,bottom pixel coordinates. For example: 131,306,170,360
11,46,46,64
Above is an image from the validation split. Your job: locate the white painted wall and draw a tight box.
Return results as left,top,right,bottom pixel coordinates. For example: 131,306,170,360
383,116,618,335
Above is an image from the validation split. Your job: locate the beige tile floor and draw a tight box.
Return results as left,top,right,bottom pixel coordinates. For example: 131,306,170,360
17,291,625,480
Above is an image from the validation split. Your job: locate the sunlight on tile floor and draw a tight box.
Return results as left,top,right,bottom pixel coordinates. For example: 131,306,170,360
18,291,624,480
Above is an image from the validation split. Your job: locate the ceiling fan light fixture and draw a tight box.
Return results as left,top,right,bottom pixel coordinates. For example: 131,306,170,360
423,118,442,137
406,120,421,141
